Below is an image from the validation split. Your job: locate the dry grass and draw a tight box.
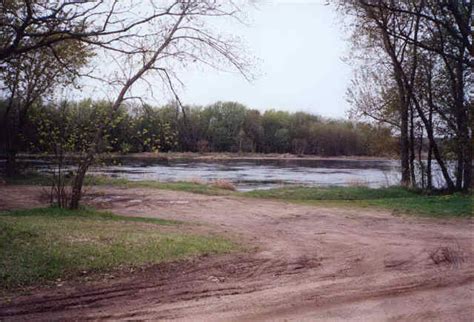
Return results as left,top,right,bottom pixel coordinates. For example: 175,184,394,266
188,177,236,191
188,177,207,185
211,179,236,191
345,178,369,187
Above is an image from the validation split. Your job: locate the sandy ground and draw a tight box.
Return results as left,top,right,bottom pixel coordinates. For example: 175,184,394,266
0,185,473,321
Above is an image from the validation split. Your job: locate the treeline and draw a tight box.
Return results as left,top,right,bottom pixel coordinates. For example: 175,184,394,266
340,1,472,191
0,100,395,159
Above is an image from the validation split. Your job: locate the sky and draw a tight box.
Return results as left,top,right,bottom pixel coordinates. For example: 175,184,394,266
177,1,353,118
76,1,354,119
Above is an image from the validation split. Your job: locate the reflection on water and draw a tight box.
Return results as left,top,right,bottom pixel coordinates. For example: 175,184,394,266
9,157,403,191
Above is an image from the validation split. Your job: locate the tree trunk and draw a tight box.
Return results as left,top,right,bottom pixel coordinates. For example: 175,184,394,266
455,60,472,191
4,102,18,177
409,105,416,187
417,126,425,189
377,25,410,187
69,159,91,209
427,105,433,191
427,143,432,190
399,95,411,187
5,150,17,177
411,97,455,191
462,140,472,191
460,112,472,191
455,149,463,190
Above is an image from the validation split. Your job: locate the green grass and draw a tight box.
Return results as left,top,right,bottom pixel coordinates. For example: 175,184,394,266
0,207,235,291
245,186,417,200
243,186,472,218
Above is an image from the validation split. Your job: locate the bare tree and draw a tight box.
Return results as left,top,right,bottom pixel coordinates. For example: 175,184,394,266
0,1,251,207
1,1,189,62
68,1,251,208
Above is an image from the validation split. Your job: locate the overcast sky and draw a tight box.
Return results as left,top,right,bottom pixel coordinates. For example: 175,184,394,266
177,1,353,118
77,1,353,118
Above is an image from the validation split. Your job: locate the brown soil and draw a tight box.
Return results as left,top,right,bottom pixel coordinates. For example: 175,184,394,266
0,185,473,321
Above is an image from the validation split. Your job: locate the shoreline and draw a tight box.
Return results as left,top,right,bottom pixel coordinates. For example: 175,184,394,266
126,152,396,162
5,152,397,162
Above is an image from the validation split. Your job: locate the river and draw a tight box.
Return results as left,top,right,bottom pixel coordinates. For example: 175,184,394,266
19,157,403,191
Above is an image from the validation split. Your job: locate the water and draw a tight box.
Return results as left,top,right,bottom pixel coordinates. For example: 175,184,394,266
10,157,402,191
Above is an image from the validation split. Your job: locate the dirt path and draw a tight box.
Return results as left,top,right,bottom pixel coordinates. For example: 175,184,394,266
1,185,473,321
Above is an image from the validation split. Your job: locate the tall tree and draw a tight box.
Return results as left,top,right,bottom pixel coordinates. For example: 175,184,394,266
0,40,91,176
340,0,472,191
68,1,251,209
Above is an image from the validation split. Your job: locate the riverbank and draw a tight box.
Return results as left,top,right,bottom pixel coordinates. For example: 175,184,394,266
88,178,474,217
123,152,396,161
5,152,395,162
4,174,472,217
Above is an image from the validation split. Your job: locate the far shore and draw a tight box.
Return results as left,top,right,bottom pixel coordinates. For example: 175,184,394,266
7,152,396,162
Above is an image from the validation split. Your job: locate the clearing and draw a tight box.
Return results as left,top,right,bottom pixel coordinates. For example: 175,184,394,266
0,185,473,321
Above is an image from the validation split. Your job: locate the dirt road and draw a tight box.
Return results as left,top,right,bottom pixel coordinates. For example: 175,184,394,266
1,185,473,321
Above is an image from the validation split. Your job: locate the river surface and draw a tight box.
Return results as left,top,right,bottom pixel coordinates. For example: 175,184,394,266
10,157,404,191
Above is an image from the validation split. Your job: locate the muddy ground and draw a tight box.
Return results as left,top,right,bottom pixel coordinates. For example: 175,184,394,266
0,185,473,321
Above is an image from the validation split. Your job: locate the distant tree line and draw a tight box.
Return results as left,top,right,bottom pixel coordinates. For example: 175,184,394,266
0,99,396,160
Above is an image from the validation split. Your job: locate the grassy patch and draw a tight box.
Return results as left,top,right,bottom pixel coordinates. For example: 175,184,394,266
362,194,472,217
243,186,472,218
3,207,178,225
0,207,235,291
244,186,417,200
